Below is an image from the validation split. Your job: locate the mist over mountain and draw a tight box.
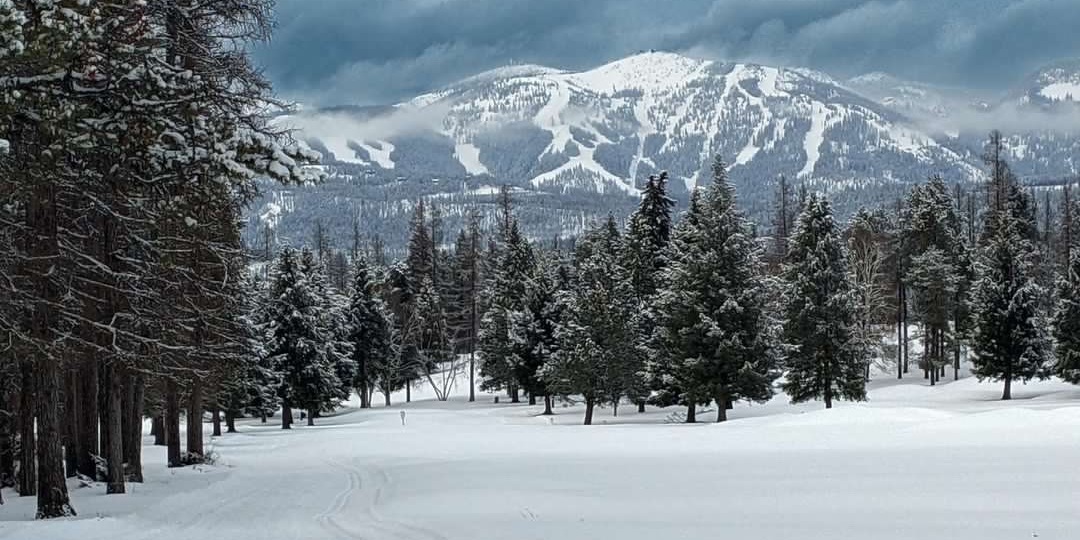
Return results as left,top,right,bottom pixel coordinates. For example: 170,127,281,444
247,52,1080,254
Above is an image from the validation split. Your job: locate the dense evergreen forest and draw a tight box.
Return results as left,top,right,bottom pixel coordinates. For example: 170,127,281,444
2,0,1080,523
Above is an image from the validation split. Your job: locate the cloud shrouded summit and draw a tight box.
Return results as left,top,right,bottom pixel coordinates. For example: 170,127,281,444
257,0,1080,106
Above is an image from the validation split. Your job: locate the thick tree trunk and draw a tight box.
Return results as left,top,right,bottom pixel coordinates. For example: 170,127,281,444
281,398,293,430
18,361,36,496
1002,376,1012,401
225,410,237,433
612,400,618,417
383,391,391,407
583,398,595,426
165,380,182,467
542,395,553,415
105,365,124,494
824,386,833,409
152,415,166,447
76,360,98,477
528,393,536,406
124,374,144,482
307,408,315,426
0,391,14,490
359,383,370,409
510,385,520,404
36,355,75,517
468,352,475,403
186,379,204,459
685,403,696,423
637,401,646,413
211,406,221,437
63,370,77,478
715,394,729,423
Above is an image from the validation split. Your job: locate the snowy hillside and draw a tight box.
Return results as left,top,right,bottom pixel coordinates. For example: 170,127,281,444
299,52,982,194
5,372,1080,540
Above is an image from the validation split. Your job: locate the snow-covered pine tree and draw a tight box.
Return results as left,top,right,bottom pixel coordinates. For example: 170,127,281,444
544,217,642,424
969,133,1050,400
902,177,969,383
346,259,393,408
300,249,355,420
510,255,563,412
266,248,341,428
622,171,676,302
971,190,1050,399
478,219,535,401
781,193,866,409
620,171,675,412
650,158,778,422
1053,247,1080,384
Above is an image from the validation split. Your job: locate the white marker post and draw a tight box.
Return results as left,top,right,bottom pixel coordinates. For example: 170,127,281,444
400,410,406,426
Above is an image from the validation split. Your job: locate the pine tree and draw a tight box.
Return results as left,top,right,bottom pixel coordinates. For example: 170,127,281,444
650,158,778,422
346,259,392,408
544,218,642,424
266,248,341,428
447,212,483,402
621,171,676,302
478,219,535,401
510,255,563,412
781,193,866,409
1053,248,1080,384
971,194,1051,399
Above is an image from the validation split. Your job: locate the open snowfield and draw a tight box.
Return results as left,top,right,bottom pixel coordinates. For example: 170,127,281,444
3,373,1080,540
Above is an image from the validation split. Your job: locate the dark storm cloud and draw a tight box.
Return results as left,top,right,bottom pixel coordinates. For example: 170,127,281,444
257,0,1080,106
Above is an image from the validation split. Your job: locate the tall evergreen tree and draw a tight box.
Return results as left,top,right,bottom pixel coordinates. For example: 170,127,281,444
478,219,535,401
544,218,642,424
1052,248,1080,384
510,255,564,411
650,159,778,422
781,193,866,409
970,133,1050,400
346,259,392,408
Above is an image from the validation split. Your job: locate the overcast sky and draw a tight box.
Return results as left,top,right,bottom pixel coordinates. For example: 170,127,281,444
256,0,1080,106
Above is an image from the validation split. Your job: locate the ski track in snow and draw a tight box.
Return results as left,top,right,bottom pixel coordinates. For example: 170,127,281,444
798,101,828,179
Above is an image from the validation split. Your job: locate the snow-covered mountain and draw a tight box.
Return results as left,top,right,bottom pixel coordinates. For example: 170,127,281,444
1011,59,1080,107
293,52,984,195
252,53,1080,252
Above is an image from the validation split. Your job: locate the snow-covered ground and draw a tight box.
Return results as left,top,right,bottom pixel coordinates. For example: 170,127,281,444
3,373,1080,540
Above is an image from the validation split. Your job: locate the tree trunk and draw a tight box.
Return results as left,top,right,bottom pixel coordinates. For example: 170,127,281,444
612,400,618,417
165,380,181,467
63,370,77,478
637,401,646,413
35,354,76,517
152,415,165,447
359,384,370,409
186,379,204,459
307,408,315,426
0,391,14,490
125,374,144,483
225,410,237,433
211,406,222,437
685,403,697,423
510,385,520,404
1002,377,1012,401
542,395,553,415
715,394,728,423
105,365,124,494
18,361,36,496
528,393,536,406
583,398,595,426
898,289,907,373
954,341,960,380
76,360,98,476
281,398,293,430
406,383,411,403
824,387,833,409
383,390,391,407
468,352,476,403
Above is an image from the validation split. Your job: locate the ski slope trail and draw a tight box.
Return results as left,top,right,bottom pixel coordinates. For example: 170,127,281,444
4,376,1080,540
